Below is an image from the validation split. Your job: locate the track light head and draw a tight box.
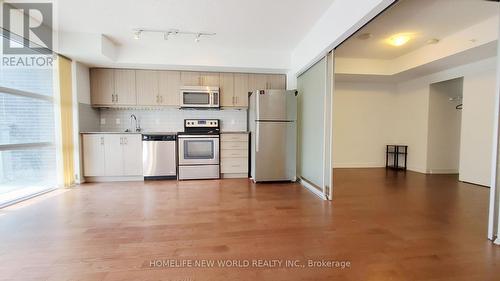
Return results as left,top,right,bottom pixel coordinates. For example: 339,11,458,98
133,30,141,40
195,34,201,43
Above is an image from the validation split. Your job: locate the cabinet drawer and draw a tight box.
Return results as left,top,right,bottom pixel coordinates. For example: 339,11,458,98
221,158,248,173
221,134,248,142
221,141,248,150
221,149,248,158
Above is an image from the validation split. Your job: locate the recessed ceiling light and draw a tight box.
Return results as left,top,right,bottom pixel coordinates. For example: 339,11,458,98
387,33,411,47
357,33,373,40
426,38,440,45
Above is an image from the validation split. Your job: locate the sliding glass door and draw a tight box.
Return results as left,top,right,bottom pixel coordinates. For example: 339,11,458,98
0,36,57,207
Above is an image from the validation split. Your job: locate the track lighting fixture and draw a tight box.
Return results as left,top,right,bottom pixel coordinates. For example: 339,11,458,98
132,28,215,42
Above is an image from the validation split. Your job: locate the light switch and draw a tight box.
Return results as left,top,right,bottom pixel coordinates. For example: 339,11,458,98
100,118,106,125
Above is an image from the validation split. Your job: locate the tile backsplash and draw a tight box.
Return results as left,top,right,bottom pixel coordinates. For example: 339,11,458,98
98,108,247,132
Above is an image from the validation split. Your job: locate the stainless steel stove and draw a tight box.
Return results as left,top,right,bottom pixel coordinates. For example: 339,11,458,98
177,119,220,180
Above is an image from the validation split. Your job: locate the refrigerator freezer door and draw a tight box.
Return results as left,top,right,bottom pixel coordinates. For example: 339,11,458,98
256,90,297,121
252,121,296,182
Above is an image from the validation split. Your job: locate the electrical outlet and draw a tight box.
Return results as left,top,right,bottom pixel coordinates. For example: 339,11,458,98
100,118,106,125
116,118,121,125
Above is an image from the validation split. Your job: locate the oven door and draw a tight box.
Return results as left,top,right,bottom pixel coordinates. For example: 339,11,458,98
178,135,220,165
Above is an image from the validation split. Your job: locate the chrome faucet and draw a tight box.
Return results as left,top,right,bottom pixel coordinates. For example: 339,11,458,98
129,114,142,132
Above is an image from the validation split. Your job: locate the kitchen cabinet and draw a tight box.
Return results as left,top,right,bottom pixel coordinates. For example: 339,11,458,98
248,74,267,92
90,69,114,106
181,71,201,86
234,73,249,107
83,134,142,179
267,74,286,89
159,70,181,106
114,69,137,105
248,73,286,92
90,69,137,106
200,72,220,87
221,133,249,178
220,73,234,107
82,134,105,176
136,70,159,106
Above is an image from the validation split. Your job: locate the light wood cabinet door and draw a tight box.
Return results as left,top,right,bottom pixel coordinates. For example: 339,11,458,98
220,73,234,107
200,72,220,87
267,74,286,90
90,69,114,105
114,69,136,105
122,134,143,176
181,71,201,86
248,74,267,91
82,134,105,176
234,73,249,107
104,134,124,176
136,70,159,106
159,71,181,106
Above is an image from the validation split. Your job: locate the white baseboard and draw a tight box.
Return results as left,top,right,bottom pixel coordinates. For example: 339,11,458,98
426,169,459,174
333,163,385,168
84,176,144,183
298,177,327,200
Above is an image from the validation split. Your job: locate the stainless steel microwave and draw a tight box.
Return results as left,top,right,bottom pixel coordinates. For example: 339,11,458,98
180,86,220,108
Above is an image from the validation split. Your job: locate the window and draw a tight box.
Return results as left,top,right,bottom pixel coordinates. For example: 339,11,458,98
0,35,57,207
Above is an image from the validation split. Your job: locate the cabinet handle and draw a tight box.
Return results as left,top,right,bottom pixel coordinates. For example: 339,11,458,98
156,95,159,103
125,137,128,144
100,137,104,145
235,96,238,104
111,94,115,102
160,96,163,103
116,94,118,103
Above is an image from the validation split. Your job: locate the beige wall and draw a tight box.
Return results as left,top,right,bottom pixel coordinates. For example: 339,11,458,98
333,82,397,167
427,78,463,174
460,67,497,186
333,58,497,186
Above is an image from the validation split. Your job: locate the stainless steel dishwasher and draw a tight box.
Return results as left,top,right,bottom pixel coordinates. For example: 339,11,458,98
142,133,177,179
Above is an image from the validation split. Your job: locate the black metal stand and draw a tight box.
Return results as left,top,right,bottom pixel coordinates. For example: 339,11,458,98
386,145,408,170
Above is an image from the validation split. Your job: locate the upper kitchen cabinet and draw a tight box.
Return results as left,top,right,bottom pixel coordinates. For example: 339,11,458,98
136,70,160,106
114,69,137,105
181,71,201,86
234,73,249,107
159,71,181,106
248,73,286,92
219,73,234,107
90,68,137,106
248,74,267,92
267,74,286,90
200,72,220,87
90,69,114,106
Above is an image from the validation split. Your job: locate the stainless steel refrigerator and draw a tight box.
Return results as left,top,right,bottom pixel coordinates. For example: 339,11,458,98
248,89,297,182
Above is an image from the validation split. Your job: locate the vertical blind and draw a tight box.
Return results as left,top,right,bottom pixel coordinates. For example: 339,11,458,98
0,35,57,206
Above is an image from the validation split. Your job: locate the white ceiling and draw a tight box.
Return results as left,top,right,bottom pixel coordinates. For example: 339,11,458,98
335,0,498,59
56,0,334,56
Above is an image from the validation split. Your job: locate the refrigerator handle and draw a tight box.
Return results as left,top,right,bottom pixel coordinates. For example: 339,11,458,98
256,90,260,121
256,122,260,152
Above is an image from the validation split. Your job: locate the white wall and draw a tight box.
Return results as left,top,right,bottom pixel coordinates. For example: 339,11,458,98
333,82,397,167
333,58,497,185
460,66,497,186
427,78,463,174
287,0,395,89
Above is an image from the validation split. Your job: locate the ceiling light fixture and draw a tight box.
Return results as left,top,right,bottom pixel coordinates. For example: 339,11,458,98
387,33,412,47
357,33,373,40
133,30,141,40
132,28,215,42
426,38,440,45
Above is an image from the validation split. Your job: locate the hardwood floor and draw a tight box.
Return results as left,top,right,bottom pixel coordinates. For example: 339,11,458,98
0,168,499,280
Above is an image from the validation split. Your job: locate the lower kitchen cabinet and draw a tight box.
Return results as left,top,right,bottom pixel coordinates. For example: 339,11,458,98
82,134,142,181
220,133,249,178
